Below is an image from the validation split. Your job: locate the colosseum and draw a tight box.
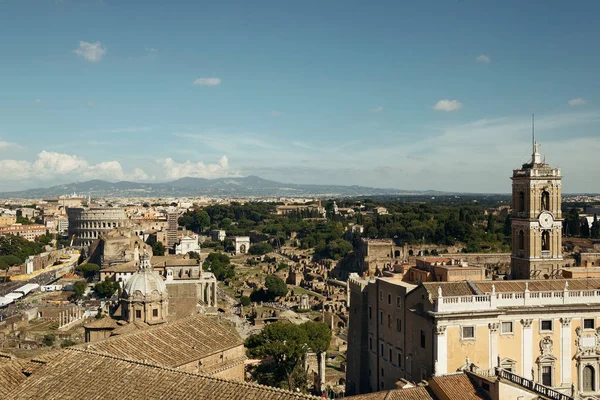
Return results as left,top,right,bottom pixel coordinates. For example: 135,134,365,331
67,207,128,246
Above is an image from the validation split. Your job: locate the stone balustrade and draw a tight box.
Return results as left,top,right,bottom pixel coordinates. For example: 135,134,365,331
434,286,600,313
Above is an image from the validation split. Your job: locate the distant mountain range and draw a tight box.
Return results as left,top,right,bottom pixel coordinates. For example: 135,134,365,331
0,176,443,199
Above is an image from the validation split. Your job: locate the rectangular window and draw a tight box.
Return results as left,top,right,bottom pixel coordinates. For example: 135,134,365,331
379,290,383,301
152,309,158,317
380,343,383,356
387,293,391,304
396,318,402,332
542,366,552,386
584,318,595,330
388,314,391,328
369,337,372,350
501,321,513,334
420,330,426,349
396,296,401,308
379,310,383,325
388,349,392,362
397,352,402,368
135,310,142,319
541,320,553,332
381,368,384,377
462,326,475,339
369,306,372,320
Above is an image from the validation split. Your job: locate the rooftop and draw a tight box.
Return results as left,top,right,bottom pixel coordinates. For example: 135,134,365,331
419,279,600,313
75,314,243,367
346,386,433,400
10,349,321,400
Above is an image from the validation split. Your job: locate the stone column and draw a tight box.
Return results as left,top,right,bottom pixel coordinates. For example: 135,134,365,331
489,322,500,369
434,325,447,376
212,282,218,306
521,319,533,378
560,317,572,386
318,352,326,392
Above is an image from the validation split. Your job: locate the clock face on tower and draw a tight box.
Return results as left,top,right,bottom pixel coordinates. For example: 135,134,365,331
539,211,554,229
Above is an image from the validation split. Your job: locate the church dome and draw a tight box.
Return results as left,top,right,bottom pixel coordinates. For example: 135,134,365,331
123,253,167,298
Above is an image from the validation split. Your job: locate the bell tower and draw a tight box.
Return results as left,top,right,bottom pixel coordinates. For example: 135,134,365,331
511,137,563,279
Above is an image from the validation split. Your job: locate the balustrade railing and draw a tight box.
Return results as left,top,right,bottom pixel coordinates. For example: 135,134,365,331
496,368,572,400
434,288,600,312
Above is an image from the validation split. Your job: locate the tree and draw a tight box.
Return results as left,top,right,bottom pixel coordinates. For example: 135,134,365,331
248,242,274,255
315,239,352,260
71,281,87,300
179,209,210,233
245,321,331,391
581,220,591,238
152,241,166,256
486,214,496,233
265,274,288,299
187,251,200,259
76,263,100,280
42,334,56,347
240,295,251,306
567,208,581,236
16,215,32,225
94,279,120,298
245,322,309,391
591,214,600,239
204,252,235,281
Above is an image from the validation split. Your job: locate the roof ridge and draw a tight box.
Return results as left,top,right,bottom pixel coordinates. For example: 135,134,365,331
65,348,321,398
76,314,240,347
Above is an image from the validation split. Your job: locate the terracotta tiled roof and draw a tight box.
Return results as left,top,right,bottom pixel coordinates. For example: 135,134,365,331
10,349,321,400
0,359,29,397
429,373,485,400
75,314,243,367
423,278,600,300
346,387,433,400
83,316,120,329
422,282,474,299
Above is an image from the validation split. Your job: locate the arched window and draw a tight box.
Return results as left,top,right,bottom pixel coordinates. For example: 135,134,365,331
518,230,525,251
518,191,525,212
584,365,595,392
541,191,550,211
542,231,550,251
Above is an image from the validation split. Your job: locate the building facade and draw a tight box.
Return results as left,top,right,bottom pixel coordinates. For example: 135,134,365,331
166,210,179,250
0,224,47,241
356,238,405,276
67,207,128,247
511,142,564,279
347,274,600,399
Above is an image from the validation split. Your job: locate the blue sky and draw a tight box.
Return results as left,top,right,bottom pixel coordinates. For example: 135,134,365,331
0,0,599,193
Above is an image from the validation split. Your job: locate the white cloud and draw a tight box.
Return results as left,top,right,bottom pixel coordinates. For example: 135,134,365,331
161,156,230,180
476,54,491,64
0,140,23,151
74,41,107,62
568,98,586,106
0,151,147,183
433,99,463,112
193,77,221,86
370,106,383,113
271,111,281,117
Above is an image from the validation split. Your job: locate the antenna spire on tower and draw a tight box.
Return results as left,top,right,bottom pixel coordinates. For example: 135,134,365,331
532,113,535,153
